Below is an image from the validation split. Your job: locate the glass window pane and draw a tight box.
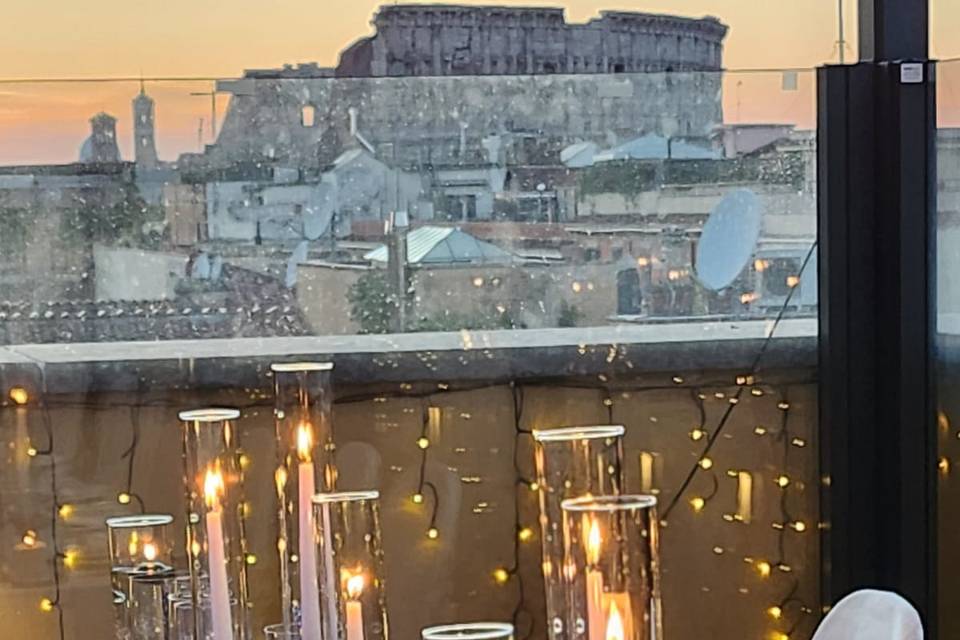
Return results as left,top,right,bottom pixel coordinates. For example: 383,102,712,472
0,4,820,639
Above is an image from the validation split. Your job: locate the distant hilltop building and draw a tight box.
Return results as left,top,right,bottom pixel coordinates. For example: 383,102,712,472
79,113,121,164
336,4,727,77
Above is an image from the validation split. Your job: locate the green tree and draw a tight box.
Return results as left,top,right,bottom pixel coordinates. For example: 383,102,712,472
347,271,399,334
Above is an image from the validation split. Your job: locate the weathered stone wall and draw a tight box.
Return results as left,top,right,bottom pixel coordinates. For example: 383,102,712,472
213,71,724,169
337,5,726,77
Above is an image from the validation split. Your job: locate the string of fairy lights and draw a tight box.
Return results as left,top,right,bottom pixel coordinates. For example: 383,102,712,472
2,243,817,640
5,372,815,639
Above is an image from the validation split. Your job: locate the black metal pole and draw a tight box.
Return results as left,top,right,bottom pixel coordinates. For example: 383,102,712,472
818,0,936,629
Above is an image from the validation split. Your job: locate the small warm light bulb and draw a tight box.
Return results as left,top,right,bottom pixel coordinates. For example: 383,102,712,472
427,527,439,539
493,567,510,584
698,457,714,470
412,493,424,504
239,454,251,470
117,492,131,505
528,482,540,492
754,426,767,436
775,475,790,488
9,387,29,405
27,446,38,457
689,429,705,442
791,521,807,533
63,548,79,569
58,504,73,519
245,553,258,565
518,527,534,542
940,457,951,474
417,436,430,450
756,560,772,578
689,497,706,513
767,605,783,619
39,598,54,613
22,530,37,548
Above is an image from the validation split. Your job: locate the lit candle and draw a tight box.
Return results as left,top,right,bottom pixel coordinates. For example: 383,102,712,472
601,593,634,640
586,518,605,640
345,572,365,640
204,468,233,640
605,600,625,640
297,425,323,640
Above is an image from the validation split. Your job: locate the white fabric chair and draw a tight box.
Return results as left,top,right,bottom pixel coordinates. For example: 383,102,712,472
812,589,923,640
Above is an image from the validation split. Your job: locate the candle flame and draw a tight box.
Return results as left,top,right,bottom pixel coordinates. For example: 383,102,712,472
587,517,602,566
346,573,365,599
143,542,157,562
606,601,625,640
204,468,225,509
297,424,313,462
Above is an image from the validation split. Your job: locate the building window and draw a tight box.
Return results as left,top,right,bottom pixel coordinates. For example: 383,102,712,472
301,105,316,127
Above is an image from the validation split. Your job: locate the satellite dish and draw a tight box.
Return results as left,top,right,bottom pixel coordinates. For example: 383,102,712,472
302,210,327,241
285,241,309,288
695,188,762,291
192,253,211,280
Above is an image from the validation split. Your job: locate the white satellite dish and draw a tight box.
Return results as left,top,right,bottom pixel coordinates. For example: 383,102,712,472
285,241,309,288
695,188,763,291
302,210,327,241
192,253,211,280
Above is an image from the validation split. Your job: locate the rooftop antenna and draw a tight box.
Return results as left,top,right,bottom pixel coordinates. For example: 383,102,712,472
190,84,219,142
197,118,204,152
837,0,847,64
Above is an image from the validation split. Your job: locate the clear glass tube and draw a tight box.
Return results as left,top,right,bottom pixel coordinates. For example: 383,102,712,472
106,514,175,640
421,623,515,640
178,408,251,640
532,426,625,640
561,495,662,640
271,362,336,639
128,573,177,640
312,491,389,640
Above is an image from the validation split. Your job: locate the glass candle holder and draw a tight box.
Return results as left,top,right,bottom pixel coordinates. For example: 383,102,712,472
532,426,625,640
271,362,336,640
128,572,177,640
106,514,176,639
561,496,662,640
312,491,388,640
178,408,251,640
421,623,515,640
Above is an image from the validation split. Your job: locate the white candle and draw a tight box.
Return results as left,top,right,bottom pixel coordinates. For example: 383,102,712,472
297,425,323,640
345,573,365,640
204,469,234,640
586,518,605,640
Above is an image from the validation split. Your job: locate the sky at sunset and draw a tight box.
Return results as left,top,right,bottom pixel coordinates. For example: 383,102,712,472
0,0,957,165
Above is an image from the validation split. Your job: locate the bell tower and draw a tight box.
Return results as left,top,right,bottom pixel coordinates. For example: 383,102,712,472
133,81,158,168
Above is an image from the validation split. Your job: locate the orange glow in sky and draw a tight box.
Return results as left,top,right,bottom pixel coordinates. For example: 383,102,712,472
0,0,957,165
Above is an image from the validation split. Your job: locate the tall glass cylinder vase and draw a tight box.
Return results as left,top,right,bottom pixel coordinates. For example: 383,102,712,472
561,496,662,640
271,362,336,640
532,426,625,640
312,491,388,640
178,408,251,640
106,514,176,639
